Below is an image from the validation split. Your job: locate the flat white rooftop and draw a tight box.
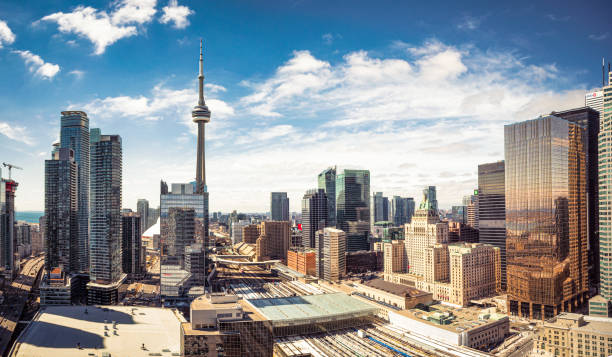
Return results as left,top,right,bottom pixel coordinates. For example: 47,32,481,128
10,305,183,357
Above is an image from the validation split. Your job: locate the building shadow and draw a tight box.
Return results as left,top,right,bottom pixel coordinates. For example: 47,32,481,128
17,321,105,349
42,306,137,324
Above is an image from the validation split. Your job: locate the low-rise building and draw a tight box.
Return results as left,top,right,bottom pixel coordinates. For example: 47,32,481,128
388,304,509,350
39,267,73,305
352,278,433,310
286,248,316,276
535,312,612,357
345,250,383,274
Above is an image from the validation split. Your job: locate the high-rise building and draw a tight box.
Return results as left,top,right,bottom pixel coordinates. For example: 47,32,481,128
147,206,160,229
315,227,346,282
505,115,588,319
383,240,406,275
137,199,149,231
318,166,336,227
585,89,604,114
447,222,479,243
121,212,144,280
270,192,289,221
372,192,389,224
404,193,448,277
464,194,479,229
60,111,90,272
336,169,370,252
391,196,415,227
191,41,210,249
88,133,125,305
242,223,260,244
230,220,249,244
591,71,612,316
185,243,206,287
478,161,506,290
422,186,438,213
301,189,327,248
0,171,17,277
167,207,196,264
552,107,600,296
44,148,78,274
450,205,466,224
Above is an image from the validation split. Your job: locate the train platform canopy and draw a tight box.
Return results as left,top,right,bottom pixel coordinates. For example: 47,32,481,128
245,292,377,327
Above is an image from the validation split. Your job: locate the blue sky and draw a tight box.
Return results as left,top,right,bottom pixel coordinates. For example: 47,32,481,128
0,0,611,212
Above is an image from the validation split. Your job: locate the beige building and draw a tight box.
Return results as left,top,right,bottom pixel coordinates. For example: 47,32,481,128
386,242,500,307
255,221,290,263
242,224,260,244
315,228,346,282
352,278,433,310
383,240,406,275
404,197,448,276
535,312,612,357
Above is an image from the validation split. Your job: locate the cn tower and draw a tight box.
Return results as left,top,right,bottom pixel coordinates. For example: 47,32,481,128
192,39,211,194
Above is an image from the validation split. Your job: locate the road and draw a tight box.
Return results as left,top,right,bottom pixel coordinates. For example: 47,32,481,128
0,256,44,357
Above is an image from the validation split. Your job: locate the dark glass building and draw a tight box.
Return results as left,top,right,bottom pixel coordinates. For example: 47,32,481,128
121,212,144,280
505,115,588,319
318,167,336,227
301,189,327,248
372,192,389,224
478,161,506,289
0,172,17,276
391,196,415,227
336,169,370,252
60,111,90,272
270,192,289,221
44,148,78,274
550,107,600,295
137,199,149,231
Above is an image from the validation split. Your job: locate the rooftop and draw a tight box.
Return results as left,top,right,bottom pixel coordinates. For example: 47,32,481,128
10,306,183,357
545,312,612,335
246,292,377,325
395,303,508,333
361,278,430,298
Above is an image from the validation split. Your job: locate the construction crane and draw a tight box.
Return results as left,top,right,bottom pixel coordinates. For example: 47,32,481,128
2,162,23,180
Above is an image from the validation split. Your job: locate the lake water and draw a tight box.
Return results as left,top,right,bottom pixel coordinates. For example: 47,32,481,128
15,211,44,224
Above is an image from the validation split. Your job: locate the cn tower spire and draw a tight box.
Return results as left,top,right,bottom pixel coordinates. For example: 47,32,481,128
199,39,205,106
192,39,211,193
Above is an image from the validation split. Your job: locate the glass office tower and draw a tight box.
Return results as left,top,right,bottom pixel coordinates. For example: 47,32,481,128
60,111,90,272
318,167,336,227
270,192,289,221
478,161,506,289
301,189,328,248
505,115,588,319
336,169,370,252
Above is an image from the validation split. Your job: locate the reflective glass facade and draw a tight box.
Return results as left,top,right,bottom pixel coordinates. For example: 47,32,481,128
318,167,336,227
270,192,289,221
336,169,370,252
505,116,588,319
478,161,506,289
301,189,327,248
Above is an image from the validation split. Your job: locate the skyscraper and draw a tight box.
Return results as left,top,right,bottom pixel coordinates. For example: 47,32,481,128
585,90,603,114
478,161,506,289
88,132,125,305
0,169,17,277
391,196,414,227
591,71,612,316
191,40,210,248
121,212,144,280
137,199,149,231
552,107,600,295
270,192,289,221
422,186,438,213
336,169,370,251
318,167,336,227
44,148,78,274
372,192,389,224
301,189,328,248
60,111,90,272
505,115,588,319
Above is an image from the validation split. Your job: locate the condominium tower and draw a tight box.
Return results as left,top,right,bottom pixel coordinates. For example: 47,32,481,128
301,189,327,248
315,227,346,282
60,111,90,272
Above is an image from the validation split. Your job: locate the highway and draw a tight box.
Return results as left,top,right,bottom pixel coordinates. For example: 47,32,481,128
0,256,44,357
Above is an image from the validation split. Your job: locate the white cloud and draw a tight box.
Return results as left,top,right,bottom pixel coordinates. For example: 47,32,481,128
69,69,85,79
41,0,157,55
457,15,481,30
0,20,16,48
589,32,609,41
205,83,226,93
12,50,60,79
0,122,34,145
76,83,234,136
160,0,193,29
